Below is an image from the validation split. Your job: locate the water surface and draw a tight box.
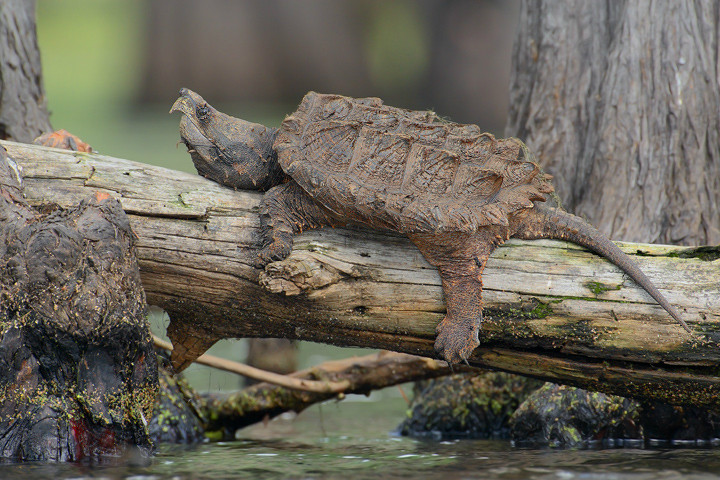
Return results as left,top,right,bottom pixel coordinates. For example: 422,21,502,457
3,398,720,479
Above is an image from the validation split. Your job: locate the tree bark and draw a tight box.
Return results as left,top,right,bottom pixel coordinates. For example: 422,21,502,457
3,140,720,408
0,0,52,142
506,0,720,246
0,145,157,461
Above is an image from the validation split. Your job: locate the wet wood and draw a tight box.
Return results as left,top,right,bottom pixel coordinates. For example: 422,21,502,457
200,351,462,435
3,140,720,408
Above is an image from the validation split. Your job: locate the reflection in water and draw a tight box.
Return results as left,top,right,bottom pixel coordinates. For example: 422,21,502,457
2,399,720,479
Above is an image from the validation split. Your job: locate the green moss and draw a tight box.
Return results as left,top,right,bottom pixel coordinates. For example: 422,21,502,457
175,193,192,208
204,429,225,442
399,371,543,439
484,299,563,341
528,301,554,319
667,246,720,262
557,426,581,446
0,371,159,439
489,298,556,322
585,281,622,296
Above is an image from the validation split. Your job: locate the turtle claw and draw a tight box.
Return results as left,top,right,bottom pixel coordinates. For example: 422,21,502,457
256,236,293,268
434,315,480,364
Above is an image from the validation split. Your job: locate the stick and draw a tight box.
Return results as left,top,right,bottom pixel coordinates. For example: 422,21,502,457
152,335,351,393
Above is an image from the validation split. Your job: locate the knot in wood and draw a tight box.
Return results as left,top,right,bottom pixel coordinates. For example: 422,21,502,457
258,252,343,295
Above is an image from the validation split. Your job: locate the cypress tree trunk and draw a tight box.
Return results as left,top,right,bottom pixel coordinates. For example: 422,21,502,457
0,0,52,142
506,0,720,246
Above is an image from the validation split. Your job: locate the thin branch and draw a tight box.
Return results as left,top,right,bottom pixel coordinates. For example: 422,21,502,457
152,335,351,393
200,350,465,433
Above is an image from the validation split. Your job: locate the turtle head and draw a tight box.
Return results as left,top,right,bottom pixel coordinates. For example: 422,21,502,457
170,88,285,191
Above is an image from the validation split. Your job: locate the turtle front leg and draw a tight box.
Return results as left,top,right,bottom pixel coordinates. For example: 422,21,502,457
257,181,342,267
409,232,500,364
432,260,488,363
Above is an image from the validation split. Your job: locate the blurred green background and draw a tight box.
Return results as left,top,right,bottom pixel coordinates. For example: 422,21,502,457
37,0,183,169
36,0,518,169
34,0,518,392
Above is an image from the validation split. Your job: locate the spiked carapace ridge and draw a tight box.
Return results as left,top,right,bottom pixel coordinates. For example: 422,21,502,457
171,89,690,368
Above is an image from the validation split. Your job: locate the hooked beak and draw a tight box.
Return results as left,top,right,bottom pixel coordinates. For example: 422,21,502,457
169,88,204,117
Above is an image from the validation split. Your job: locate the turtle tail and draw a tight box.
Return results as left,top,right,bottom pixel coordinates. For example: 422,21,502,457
514,203,690,333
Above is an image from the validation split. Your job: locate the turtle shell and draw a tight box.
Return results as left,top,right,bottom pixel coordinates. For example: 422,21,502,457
273,92,554,233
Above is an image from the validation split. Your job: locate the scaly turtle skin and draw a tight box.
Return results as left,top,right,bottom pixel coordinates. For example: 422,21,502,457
171,88,689,364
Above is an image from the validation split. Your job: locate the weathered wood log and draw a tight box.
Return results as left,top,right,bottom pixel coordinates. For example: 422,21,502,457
3,140,720,407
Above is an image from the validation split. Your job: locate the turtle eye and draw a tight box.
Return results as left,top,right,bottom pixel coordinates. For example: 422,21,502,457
196,104,211,121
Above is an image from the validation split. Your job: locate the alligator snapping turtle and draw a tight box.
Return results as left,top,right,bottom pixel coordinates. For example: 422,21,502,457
170,89,689,364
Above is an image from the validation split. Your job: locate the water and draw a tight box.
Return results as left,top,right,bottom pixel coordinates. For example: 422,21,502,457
3,398,720,479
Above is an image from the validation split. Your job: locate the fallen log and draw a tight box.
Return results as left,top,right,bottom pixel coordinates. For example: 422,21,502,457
3,140,720,407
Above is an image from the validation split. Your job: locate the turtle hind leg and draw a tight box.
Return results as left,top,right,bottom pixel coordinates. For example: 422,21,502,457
257,181,341,267
409,231,501,364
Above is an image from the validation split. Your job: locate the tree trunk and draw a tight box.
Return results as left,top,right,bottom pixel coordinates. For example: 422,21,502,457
0,0,52,142
506,0,720,246
0,145,157,461
3,140,720,408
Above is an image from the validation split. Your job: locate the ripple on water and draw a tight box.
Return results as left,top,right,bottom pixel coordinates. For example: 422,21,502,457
3,400,720,479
